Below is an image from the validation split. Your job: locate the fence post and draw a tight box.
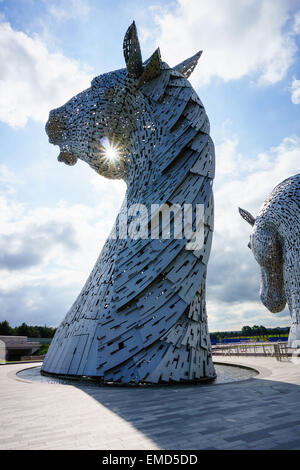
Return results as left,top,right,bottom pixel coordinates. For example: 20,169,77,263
0,340,6,363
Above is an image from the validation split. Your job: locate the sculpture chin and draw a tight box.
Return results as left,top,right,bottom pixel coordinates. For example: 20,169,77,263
259,267,286,313
57,150,78,166
261,292,286,313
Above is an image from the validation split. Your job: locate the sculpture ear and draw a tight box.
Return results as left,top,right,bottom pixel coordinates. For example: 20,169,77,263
137,48,162,88
123,21,143,77
174,51,202,78
238,207,256,226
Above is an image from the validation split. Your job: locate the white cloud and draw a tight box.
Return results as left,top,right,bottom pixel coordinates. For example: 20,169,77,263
290,78,300,104
294,10,300,33
46,0,91,21
0,165,18,195
0,21,92,127
215,135,300,218
0,165,126,326
208,300,290,332
145,0,299,85
0,171,126,276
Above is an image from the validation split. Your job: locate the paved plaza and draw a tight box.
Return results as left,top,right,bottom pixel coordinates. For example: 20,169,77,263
0,356,300,450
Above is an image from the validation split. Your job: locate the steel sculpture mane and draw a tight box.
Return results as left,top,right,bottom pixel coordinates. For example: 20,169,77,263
42,22,216,383
239,174,300,348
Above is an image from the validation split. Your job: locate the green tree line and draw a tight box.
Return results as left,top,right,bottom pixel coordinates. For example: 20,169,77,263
210,324,289,340
0,320,57,338
0,320,289,340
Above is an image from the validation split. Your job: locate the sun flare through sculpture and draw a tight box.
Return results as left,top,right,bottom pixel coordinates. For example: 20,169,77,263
100,137,120,163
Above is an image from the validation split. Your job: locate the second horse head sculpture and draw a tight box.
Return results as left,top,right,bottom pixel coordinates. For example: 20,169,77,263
239,174,300,348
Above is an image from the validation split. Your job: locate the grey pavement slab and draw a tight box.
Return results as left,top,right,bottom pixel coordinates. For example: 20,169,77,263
0,356,300,450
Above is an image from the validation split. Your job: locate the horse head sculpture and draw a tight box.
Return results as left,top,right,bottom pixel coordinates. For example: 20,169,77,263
42,22,216,383
239,174,300,348
46,22,203,183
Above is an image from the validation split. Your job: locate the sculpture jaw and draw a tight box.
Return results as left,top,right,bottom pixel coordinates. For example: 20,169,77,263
259,262,286,313
88,134,130,180
260,286,287,313
57,149,78,166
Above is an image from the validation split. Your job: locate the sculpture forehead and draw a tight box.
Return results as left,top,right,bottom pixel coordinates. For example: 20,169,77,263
252,223,275,247
251,223,281,264
57,68,133,117
91,68,131,89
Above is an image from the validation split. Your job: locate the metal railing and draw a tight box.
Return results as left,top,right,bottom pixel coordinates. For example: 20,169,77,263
212,342,292,361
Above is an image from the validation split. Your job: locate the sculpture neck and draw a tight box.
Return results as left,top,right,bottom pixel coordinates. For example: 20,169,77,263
124,69,210,204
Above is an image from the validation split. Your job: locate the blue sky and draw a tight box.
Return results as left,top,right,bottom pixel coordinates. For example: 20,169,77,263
0,0,300,331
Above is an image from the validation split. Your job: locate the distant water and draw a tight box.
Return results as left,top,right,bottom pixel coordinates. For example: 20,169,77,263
17,364,257,386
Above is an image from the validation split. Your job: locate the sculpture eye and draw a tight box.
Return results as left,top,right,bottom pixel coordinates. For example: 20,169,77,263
248,237,252,249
